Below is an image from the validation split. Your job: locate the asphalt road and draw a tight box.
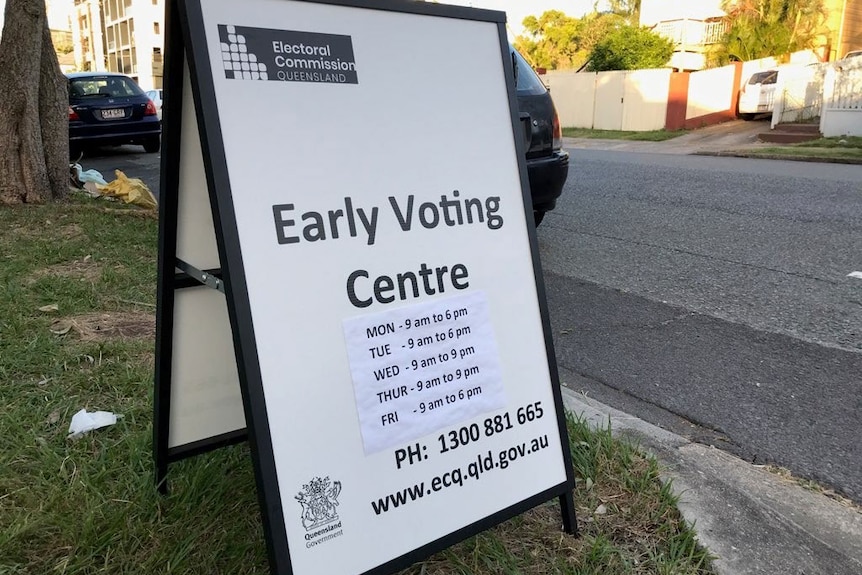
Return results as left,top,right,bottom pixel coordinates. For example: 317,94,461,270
540,149,862,502
80,145,862,502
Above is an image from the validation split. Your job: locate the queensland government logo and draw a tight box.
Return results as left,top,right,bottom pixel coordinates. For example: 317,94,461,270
296,476,344,548
218,24,358,84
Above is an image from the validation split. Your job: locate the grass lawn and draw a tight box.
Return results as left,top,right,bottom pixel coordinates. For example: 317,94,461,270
0,197,714,575
562,128,686,142
741,136,862,161
790,136,862,149
743,147,862,160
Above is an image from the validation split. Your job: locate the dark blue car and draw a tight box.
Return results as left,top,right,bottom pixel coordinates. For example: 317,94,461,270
67,72,161,156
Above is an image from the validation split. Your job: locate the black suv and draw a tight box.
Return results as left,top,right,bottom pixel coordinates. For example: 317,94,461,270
513,49,568,226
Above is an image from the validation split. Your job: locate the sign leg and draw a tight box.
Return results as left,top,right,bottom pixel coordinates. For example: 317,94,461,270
559,490,578,536
156,462,169,495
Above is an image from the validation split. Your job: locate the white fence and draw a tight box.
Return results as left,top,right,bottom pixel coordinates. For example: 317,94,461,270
543,72,596,129
686,64,735,119
542,50,837,133
820,59,862,137
544,69,672,131
771,63,830,127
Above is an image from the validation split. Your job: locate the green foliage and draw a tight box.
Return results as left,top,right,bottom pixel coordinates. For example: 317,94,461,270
514,10,634,71
54,42,75,55
514,10,581,69
587,25,675,71
607,0,642,24
577,12,628,57
710,0,827,64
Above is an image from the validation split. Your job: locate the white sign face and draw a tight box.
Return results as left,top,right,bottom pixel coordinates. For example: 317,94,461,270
343,290,506,454
188,0,571,574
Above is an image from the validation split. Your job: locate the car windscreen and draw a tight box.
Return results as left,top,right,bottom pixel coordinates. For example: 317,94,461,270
748,71,778,85
513,50,547,96
69,76,144,99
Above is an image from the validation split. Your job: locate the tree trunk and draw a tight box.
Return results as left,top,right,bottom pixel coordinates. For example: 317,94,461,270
0,0,69,204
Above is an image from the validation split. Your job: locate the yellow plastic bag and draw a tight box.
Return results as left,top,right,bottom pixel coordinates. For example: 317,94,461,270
96,170,158,210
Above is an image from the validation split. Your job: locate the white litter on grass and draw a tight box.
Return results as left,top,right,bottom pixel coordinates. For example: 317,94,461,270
848,271,862,279
67,409,122,439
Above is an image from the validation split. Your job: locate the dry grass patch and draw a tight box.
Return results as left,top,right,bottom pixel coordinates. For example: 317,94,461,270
55,223,87,240
50,311,155,342
2,223,47,242
65,201,160,219
2,219,87,243
763,465,862,511
27,256,102,284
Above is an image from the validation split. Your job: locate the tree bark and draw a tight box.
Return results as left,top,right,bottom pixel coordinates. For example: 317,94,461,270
0,0,69,204
38,15,70,200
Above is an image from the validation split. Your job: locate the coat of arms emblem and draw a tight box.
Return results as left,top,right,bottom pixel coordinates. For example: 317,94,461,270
295,476,342,531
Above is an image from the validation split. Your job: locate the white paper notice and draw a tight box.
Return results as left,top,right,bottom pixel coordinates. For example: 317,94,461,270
343,291,505,454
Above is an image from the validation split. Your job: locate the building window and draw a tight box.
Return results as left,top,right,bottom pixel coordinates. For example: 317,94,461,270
121,48,132,74
120,20,129,46
154,22,160,34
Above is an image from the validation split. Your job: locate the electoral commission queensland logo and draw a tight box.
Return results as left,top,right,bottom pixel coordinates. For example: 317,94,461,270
295,476,344,548
218,25,358,85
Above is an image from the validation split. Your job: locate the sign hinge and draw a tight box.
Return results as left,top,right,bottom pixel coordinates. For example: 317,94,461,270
175,258,225,293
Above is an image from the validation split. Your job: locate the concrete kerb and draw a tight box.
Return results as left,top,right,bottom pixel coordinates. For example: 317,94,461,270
694,150,862,165
560,386,862,575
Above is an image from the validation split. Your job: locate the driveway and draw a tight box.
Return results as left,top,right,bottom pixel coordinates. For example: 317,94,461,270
565,119,772,155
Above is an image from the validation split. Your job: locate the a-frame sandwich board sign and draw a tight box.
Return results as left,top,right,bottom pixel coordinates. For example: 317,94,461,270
153,0,577,574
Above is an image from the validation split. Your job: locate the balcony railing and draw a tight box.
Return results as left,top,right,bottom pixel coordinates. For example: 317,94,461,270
654,19,727,50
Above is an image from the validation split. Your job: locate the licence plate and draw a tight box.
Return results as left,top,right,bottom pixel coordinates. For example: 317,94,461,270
101,108,125,119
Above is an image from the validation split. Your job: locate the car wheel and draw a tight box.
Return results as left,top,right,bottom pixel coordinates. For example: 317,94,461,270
534,211,545,227
143,137,161,153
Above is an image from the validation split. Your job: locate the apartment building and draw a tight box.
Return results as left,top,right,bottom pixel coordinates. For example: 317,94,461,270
71,0,164,90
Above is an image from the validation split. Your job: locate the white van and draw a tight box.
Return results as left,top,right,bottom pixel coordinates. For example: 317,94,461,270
738,69,778,120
